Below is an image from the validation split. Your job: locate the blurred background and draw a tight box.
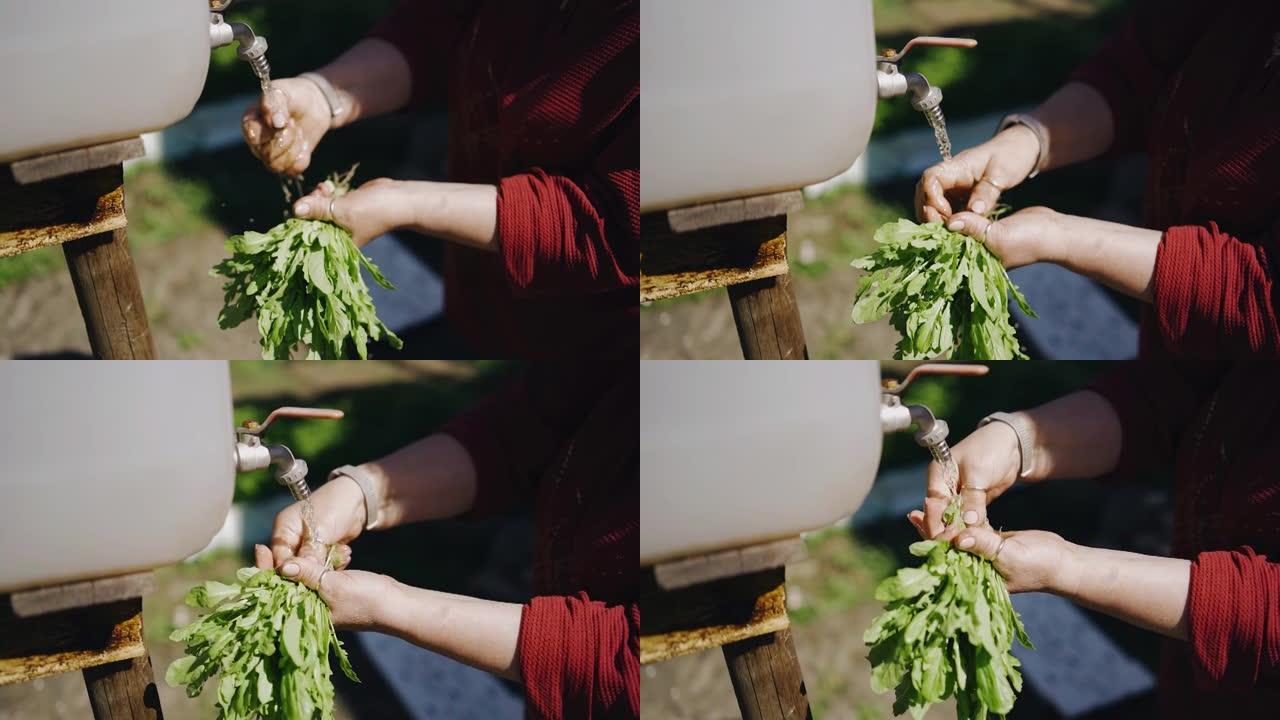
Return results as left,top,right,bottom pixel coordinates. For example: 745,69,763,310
642,361,1174,719
0,0,469,360
641,0,1143,360
0,360,531,719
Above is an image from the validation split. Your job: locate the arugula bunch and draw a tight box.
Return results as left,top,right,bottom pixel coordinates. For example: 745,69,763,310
865,504,1033,720
850,217,1036,360
166,567,359,720
212,168,402,359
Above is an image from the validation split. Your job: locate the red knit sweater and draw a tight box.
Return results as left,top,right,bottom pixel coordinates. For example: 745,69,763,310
369,0,638,358
1076,4,1280,713
442,335,638,719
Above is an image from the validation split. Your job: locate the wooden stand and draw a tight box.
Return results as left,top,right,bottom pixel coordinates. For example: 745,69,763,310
0,572,164,719
641,540,812,720
641,191,808,360
0,138,156,359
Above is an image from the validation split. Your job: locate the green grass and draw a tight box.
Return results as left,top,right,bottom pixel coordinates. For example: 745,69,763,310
790,528,897,626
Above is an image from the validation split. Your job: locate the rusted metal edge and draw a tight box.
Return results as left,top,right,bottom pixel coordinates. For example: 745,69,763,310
9,572,155,618
640,230,789,303
666,190,805,233
653,537,808,590
10,138,145,185
640,583,789,665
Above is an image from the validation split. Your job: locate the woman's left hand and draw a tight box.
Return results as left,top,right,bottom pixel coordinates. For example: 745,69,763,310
253,543,395,630
293,177,415,247
906,518,1073,593
942,206,1063,270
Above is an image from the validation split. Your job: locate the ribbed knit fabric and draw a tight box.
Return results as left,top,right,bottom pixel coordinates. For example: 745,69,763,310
369,1,638,358
442,335,638,718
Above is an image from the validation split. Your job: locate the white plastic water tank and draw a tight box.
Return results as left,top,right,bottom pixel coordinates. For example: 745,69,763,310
0,361,236,594
0,0,211,163
640,0,878,213
641,361,882,566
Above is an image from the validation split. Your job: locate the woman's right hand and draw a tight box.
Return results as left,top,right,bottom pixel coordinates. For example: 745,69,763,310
266,474,368,568
915,125,1041,223
241,77,332,176
907,421,1025,540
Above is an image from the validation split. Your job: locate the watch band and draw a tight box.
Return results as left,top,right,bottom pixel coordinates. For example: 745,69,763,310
328,464,383,530
995,113,1049,178
298,72,345,123
977,412,1034,479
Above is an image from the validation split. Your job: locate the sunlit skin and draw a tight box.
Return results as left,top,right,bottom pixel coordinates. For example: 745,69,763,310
906,390,1191,640
916,82,1163,302
254,433,523,681
240,38,498,252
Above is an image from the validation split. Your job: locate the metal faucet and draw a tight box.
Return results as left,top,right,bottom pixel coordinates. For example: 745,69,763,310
233,406,344,501
875,36,977,132
879,363,988,474
209,0,271,82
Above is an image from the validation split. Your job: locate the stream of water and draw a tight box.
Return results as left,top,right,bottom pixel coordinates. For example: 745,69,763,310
924,107,953,161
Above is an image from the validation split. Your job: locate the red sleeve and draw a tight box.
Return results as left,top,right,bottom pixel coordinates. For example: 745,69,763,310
1152,222,1280,359
366,1,469,108
1188,548,1280,690
518,593,639,718
1069,1,1220,153
1087,359,1205,483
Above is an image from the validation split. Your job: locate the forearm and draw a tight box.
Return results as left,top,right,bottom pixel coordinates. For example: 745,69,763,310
376,580,524,681
359,433,479,527
314,38,413,128
1054,543,1191,640
1014,389,1123,481
1028,81,1115,170
1041,212,1161,301
401,181,499,252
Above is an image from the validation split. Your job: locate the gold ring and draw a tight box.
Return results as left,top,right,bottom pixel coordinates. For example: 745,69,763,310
959,485,989,493
328,197,337,221
317,566,331,589
992,536,1009,562
978,177,1006,191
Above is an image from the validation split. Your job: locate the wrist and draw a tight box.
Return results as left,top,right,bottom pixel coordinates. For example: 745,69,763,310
994,125,1040,181
1048,540,1085,596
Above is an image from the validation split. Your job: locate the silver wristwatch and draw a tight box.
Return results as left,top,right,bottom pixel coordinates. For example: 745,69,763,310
977,412,1034,479
328,464,383,530
995,113,1049,178
298,72,345,123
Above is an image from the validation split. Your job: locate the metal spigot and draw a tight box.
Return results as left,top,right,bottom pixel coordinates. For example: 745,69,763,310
875,36,977,130
879,364,989,469
233,407,344,501
209,0,271,81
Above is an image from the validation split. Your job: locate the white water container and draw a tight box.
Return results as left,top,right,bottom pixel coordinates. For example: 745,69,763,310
641,361,882,566
0,361,235,594
0,1,211,163
640,0,877,213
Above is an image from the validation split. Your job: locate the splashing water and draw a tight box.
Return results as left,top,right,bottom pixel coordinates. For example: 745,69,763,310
923,106,952,161
928,441,960,497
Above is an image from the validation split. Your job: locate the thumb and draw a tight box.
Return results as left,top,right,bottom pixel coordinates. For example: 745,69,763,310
278,554,334,594
951,524,1007,561
945,211,995,240
262,86,290,130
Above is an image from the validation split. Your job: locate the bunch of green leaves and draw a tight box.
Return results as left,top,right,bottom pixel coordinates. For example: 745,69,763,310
865,503,1033,720
165,567,359,720
212,168,402,359
850,216,1036,359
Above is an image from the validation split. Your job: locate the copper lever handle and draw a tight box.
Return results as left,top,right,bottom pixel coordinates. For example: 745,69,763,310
238,406,344,436
878,36,978,64
882,363,989,395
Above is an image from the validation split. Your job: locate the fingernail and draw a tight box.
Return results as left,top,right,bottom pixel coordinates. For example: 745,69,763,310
281,562,299,577
272,113,287,128
963,511,978,524
948,220,963,231
295,202,310,215
972,200,987,214
958,537,975,549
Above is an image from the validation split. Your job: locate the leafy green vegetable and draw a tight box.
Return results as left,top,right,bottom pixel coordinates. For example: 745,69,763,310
212,168,402,359
166,567,359,720
866,502,1033,720
850,217,1036,360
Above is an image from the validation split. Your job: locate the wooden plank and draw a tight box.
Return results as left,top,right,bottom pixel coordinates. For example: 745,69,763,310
640,567,790,665
727,272,808,359
0,164,127,258
10,138,145,185
667,190,804,233
64,224,156,359
723,627,812,720
654,537,807,590
0,598,146,685
11,572,155,618
84,655,165,720
640,214,789,302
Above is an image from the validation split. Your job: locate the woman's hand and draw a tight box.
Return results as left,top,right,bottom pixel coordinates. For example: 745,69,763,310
253,544,393,630
241,78,332,176
292,178,498,250
916,126,1041,223
265,475,367,569
292,178,413,246
949,526,1073,594
908,421,1025,541
942,206,1064,270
